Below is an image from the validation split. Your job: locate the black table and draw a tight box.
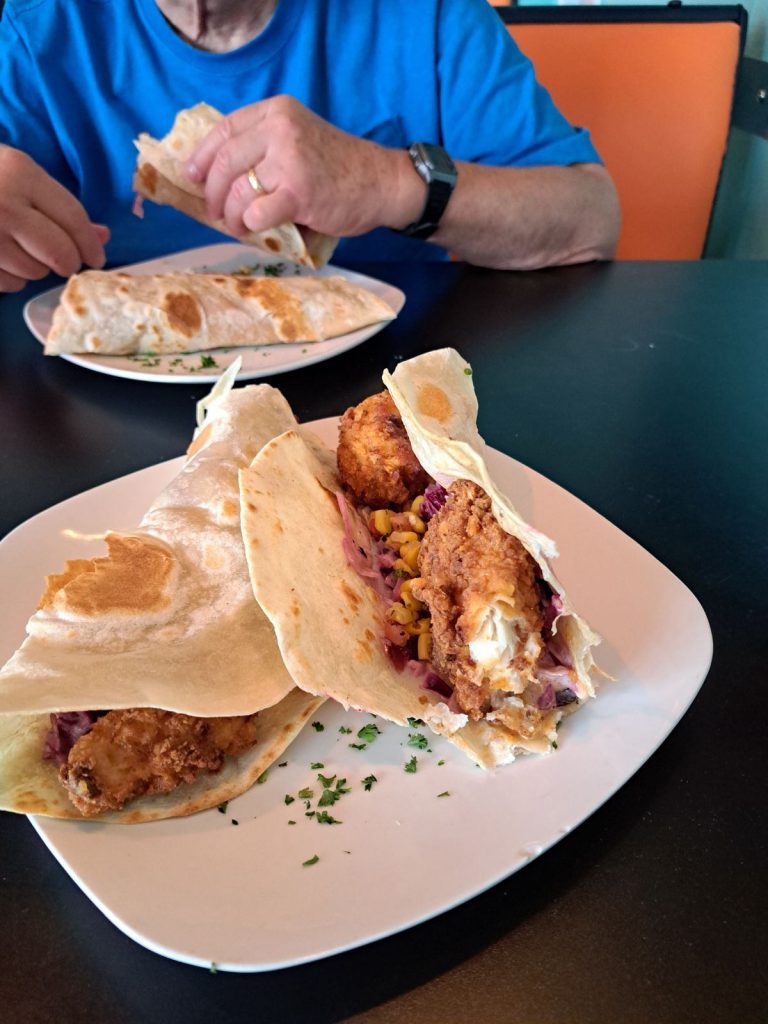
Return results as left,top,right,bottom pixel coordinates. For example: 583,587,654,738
1,260,766,1024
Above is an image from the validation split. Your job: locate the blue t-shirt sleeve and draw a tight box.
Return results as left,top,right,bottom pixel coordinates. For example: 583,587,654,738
436,0,601,167
0,6,76,190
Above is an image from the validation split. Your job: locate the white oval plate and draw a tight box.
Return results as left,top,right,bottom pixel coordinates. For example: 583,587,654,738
0,420,712,972
23,244,405,384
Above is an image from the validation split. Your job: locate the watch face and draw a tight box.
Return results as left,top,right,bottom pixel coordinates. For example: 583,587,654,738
413,143,457,184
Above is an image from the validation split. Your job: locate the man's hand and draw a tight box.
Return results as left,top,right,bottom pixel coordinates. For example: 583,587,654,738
0,146,109,293
184,96,424,239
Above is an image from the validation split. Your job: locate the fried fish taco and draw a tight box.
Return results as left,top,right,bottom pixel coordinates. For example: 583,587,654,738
0,366,323,821
240,349,600,769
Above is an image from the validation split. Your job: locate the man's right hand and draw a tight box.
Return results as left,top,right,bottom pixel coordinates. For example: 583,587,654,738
0,145,108,293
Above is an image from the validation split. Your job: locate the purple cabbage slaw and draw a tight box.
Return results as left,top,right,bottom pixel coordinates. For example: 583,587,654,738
42,711,104,764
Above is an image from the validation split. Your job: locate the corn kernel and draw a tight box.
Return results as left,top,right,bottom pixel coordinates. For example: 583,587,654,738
400,539,421,571
417,633,433,660
410,495,425,514
393,558,415,578
389,530,418,545
405,617,431,635
407,513,426,534
401,588,423,612
388,603,415,625
373,509,392,536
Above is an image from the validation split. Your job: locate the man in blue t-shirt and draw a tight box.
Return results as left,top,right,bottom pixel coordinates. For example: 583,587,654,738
0,0,619,292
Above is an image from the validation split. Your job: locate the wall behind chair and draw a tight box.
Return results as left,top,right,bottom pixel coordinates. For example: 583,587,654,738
515,0,768,258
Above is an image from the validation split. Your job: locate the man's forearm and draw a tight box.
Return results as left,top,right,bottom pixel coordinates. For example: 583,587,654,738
386,154,620,270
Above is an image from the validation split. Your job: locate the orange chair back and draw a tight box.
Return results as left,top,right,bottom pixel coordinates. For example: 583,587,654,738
500,7,745,258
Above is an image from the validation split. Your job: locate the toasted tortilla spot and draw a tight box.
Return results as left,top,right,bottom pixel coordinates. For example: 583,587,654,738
418,695,429,705
417,383,452,423
355,639,373,663
264,237,281,252
47,535,175,616
67,279,87,318
38,558,99,610
272,520,284,534
340,580,361,610
164,291,202,338
236,279,309,341
137,162,159,196
90,336,102,351
364,629,375,642
186,422,213,458
219,498,238,519
342,616,350,625
203,544,225,572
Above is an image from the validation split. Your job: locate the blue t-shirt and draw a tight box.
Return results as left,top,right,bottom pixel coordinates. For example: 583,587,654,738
0,0,601,266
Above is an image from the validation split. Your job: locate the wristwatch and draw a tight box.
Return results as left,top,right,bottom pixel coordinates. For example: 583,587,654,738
399,142,458,240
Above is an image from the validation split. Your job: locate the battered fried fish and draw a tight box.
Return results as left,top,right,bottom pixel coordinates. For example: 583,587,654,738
59,708,260,816
337,391,430,508
414,481,547,726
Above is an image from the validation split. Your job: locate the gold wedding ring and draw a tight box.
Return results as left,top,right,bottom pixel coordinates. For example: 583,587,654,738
247,168,266,194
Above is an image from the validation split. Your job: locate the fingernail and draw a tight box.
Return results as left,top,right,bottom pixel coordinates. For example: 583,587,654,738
185,161,201,182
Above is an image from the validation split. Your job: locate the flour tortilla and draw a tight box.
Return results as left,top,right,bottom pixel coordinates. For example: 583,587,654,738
240,350,600,769
44,270,395,356
133,102,338,269
0,374,324,820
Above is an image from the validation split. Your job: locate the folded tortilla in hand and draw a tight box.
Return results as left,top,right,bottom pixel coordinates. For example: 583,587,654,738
44,270,396,356
0,369,324,821
240,349,601,769
134,102,338,270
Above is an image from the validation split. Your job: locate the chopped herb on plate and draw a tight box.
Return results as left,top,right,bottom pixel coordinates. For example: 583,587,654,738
362,774,377,791
311,721,325,732
404,756,418,774
302,855,319,867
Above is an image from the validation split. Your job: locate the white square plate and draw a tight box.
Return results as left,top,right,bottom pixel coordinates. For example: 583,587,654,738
22,244,405,384
0,418,712,971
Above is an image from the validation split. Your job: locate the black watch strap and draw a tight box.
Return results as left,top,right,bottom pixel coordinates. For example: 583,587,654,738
399,142,458,240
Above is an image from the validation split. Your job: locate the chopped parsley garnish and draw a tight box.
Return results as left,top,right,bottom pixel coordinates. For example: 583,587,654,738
316,811,341,825
288,820,296,825
217,802,228,814
437,791,450,798
278,761,288,767
464,367,473,375
284,794,295,806
407,717,424,728
317,773,336,789
552,741,559,750
256,770,269,784
200,354,218,369
302,854,319,867
298,787,314,800
357,723,381,744
318,789,340,807
349,742,367,751
339,726,352,734
362,774,377,792
311,762,325,770
437,760,446,766
404,756,418,774
231,819,239,825
209,962,218,974
407,732,429,750
263,263,286,276
311,721,325,732
305,810,316,818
